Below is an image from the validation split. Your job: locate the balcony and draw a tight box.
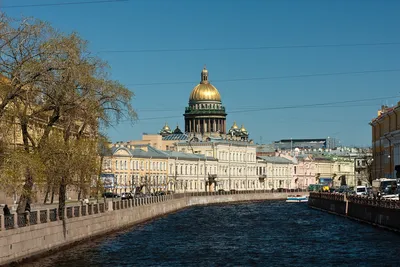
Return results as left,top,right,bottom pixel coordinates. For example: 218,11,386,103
184,106,226,115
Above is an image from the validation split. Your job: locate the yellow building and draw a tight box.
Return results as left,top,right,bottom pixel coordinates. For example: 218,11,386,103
369,104,400,179
102,144,169,194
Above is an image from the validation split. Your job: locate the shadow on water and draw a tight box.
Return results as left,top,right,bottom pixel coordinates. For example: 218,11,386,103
20,200,400,267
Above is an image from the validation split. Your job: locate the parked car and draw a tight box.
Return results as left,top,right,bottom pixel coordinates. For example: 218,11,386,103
356,185,368,196
102,192,119,198
121,192,133,200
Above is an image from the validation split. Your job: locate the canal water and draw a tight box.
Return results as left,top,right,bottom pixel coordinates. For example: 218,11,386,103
22,201,400,267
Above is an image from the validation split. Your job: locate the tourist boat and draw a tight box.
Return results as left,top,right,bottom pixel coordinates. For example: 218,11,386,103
286,195,308,203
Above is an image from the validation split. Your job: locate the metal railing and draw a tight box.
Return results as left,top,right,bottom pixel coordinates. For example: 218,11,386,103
347,195,400,209
309,192,400,209
0,189,304,231
309,192,345,201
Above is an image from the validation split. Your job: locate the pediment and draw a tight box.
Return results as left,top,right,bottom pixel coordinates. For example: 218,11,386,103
114,148,131,156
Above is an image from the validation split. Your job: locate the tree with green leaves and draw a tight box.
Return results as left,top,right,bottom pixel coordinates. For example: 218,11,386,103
0,12,137,215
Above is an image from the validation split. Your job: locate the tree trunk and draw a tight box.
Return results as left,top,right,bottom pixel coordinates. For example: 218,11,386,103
50,186,55,204
58,177,66,219
16,167,33,214
59,176,67,238
16,116,34,213
77,189,81,201
43,184,50,204
96,156,104,203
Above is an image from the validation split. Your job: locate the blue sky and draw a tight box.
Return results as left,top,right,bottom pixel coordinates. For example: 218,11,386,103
3,0,400,146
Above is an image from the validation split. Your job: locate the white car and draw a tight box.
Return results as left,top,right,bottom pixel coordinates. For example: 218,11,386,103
356,186,368,196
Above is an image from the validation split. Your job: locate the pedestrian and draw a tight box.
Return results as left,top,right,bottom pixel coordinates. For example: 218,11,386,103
3,204,11,216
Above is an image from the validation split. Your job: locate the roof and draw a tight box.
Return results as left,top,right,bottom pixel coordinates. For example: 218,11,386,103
162,134,189,141
258,156,293,164
257,144,275,153
370,105,397,125
160,150,217,161
110,144,216,161
177,139,255,147
275,139,326,143
111,145,168,159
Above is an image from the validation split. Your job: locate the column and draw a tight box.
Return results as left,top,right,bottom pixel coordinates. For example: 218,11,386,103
223,120,226,133
36,209,40,223
208,119,211,133
13,214,18,229
213,119,216,132
0,215,4,230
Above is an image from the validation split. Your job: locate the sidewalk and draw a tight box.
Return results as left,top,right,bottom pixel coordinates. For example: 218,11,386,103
1,198,107,215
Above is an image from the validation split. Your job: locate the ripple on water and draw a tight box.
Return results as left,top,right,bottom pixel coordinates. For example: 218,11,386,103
21,201,400,267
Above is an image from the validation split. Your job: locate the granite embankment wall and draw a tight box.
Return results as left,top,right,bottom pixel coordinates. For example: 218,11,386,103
0,191,304,265
308,192,400,231
307,192,347,216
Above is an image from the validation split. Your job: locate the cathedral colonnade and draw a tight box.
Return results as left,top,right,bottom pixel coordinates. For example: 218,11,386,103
185,118,226,134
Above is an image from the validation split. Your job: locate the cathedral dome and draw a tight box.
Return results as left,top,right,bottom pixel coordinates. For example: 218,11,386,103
231,121,239,129
189,67,221,103
159,122,172,136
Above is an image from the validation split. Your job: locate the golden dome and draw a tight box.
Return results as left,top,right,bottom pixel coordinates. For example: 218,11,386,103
162,122,171,131
189,83,221,102
240,124,247,132
231,121,239,129
189,66,221,102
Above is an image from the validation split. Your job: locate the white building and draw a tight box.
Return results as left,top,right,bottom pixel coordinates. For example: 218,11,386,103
257,156,295,189
176,140,261,191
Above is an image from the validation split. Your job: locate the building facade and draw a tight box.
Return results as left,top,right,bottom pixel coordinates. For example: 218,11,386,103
102,144,219,194
370,104,400,180
176,141,260,191
102,144,169,194
257,156,294,189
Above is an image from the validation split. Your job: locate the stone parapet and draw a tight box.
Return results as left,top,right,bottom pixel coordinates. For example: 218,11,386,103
309,193,400,232
0,190,307,265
